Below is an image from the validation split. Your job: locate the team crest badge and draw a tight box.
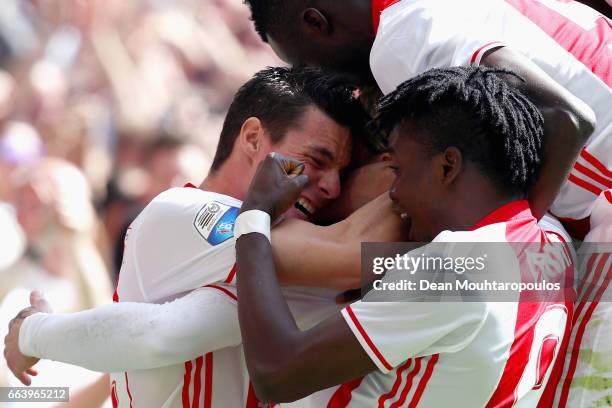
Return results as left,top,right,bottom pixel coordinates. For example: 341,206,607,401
194,201,239,245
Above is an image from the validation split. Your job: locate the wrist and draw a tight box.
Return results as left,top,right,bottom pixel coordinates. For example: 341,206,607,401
18,314,42,358
240,199,273,216
235,210,271,242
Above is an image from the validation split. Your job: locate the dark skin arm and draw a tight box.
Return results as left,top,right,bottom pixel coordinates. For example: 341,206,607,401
236,154,376,403
481,47,596,219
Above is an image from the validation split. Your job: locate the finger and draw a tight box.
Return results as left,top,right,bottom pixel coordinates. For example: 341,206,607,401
16,307,36,320
30,291,51,313
16,372,32,386
26,368,38,376
270,153,305,176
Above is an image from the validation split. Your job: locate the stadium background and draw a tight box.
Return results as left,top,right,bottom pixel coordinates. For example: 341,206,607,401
0,0,281,406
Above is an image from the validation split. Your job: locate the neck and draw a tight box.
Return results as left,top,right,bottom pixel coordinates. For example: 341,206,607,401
199,166,247,201
435,177,520,233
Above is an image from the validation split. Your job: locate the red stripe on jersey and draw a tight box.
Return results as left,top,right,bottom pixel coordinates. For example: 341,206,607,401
192,356,204,408
389,357,422,408
183,361,193,408
205,284,238,301
574,253,610,320
574,162,612,188
606,190,612,204
111,380,119,408
559,260,612,407
204,353,213,408
372,0,401,33
534,335,560,390
568,174,603,196
485,303,550,407
113,290,119,303
224,264,237,284
576,253,600,303
124,373,133,408
378,359,413,407
328,377,365,408
408,354,440,408
537,306,574,408
506,0,612,87
470,41,504,64
581,149,612,178
346,305,393,371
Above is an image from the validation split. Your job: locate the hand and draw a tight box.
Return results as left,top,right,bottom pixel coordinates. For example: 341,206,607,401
241,153,309,222
3,291,52,385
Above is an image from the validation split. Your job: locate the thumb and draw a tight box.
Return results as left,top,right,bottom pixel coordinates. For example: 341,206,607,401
30,291,52,313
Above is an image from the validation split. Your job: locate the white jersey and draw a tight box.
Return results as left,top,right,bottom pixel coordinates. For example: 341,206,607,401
370,0,612,225
555,189,612,408
302,201,574,407
111,186,341,408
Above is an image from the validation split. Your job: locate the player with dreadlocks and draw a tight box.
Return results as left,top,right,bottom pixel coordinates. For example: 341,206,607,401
244,1,612,405
233,65,574,407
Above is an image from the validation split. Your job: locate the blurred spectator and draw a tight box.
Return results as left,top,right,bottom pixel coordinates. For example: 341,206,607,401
3,158,112,310
0,1,280,404
109,136,210,277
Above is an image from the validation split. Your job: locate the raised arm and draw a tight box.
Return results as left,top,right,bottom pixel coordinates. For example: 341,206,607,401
236,155,377,402
481,47,596,218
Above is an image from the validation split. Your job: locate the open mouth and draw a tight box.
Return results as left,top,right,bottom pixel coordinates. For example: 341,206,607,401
295,197,315,218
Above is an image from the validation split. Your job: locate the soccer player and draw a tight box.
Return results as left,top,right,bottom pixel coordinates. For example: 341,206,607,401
242,1,609,405
233,66,578,407
3,66,405,407
242,0,603,229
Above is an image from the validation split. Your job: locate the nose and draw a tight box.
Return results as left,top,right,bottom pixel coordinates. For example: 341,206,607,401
318,170,341,200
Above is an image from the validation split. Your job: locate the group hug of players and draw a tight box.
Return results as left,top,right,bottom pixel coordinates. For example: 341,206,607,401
4,0,612,407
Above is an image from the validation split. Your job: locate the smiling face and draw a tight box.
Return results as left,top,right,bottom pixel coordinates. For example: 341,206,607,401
268,105,352,220
387,125,442,242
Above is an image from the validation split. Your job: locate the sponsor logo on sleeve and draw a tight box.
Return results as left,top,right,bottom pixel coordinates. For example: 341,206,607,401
194,201,239,245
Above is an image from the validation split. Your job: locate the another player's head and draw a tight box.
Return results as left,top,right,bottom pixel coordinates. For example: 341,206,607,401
209,66,366,220
243,0,376,85
379,66,544,241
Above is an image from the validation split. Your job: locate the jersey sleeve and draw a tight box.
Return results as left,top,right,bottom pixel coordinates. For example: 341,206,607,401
118,189,240,302
341,300,487,374
371,0,507,94
19,287,241,372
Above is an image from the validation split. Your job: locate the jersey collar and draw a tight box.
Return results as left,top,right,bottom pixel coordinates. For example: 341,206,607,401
470,200,533,230
372,0,401,33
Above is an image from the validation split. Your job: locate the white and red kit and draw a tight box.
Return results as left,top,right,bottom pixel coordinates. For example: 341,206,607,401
370,0,611,235
554,189,612,408
369,2,611,406
20,186,342,408
300,200,574,407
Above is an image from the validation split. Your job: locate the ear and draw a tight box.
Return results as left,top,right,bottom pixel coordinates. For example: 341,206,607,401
237,117,267,163
438,147,463,186
302,8,331,36
377,152,393,162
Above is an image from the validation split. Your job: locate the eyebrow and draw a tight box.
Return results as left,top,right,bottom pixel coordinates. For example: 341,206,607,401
308,146,335,162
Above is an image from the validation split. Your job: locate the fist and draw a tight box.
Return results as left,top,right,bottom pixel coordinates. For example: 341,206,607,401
3,291,51,385
242,153,310,221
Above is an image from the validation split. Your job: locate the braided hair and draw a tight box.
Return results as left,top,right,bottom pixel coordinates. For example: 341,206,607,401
377,66,544,197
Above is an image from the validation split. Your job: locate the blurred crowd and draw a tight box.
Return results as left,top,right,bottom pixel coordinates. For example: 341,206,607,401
0,0,280,400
